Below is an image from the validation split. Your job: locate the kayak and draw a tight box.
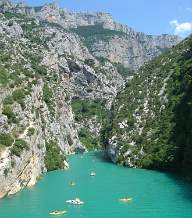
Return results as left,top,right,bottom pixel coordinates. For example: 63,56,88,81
66,198,84,205
90,172,96,176
49,210,67,215
69,181,76,186
119,197,133,202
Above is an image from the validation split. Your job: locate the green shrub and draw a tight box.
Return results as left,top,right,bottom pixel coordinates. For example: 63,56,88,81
4,168,9,177
11,160,16,168
23,69,35,78
11,139,29,157
2,105,17,123
9,73,22,86
0,144,5,152
84,59,95,67
0,69,9,86
15,139,29,149
32,63,47,76
3,96,14,105
71,98,108,123
12,89,26,109
0,133,14,147
12,89,26,102
79,128,100,150
43,83,55,115
0,53,10,62
11,146,22,157
97,57,109,65
27,127,35,136
44,140,65,171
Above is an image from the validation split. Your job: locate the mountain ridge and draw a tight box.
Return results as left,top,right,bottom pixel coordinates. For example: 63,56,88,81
0,0,181,71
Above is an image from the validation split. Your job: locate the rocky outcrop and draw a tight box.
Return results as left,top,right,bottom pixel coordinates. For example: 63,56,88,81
0,77,81,198
41,27,124,107
88,33,180,70
0,0,35,16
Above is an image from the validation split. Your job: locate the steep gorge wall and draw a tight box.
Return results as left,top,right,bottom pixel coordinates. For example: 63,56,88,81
105,36,192,179
0,10,124,198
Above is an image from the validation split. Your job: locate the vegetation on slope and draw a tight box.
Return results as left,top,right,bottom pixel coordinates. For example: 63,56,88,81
113,63,133,78
71,98,108,122
71,98,109,150
105,36,192,178
11,139,29,157
71,24,126,49
78,128,100,151
44,140,65,171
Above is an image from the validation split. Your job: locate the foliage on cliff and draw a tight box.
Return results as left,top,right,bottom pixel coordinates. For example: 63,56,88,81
71,98,109,150
106,36,192,178
44,140,65,171
71,24,126,49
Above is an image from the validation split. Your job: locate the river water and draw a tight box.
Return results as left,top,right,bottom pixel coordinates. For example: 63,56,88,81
0,152,192,218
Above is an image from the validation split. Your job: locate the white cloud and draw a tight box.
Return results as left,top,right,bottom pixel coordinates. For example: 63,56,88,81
186,7,192,12
170,19,192,35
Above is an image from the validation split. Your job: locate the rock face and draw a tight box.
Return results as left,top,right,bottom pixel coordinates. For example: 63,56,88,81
35,4,181,70
105,36,192,179
0,7,124,198
36,4,181,70
0,0,182,198
0,0,181,71
87,33,180,70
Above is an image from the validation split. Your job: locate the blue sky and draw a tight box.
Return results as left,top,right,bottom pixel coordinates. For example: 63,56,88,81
15,0,192,36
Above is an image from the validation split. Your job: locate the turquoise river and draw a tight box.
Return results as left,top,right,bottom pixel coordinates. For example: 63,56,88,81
0,152,192,218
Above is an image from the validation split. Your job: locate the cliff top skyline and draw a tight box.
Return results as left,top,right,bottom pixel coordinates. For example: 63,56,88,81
11,0,192,37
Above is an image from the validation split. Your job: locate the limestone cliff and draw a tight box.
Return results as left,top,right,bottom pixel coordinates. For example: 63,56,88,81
0,0,181,71
0,7,124,198
33,4,181,70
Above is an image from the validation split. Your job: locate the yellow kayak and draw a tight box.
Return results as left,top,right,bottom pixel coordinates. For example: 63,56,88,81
49,210,67,215
119,197,133,202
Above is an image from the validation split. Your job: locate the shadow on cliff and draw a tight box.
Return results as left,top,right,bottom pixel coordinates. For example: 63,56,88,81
169,46,192,183
91,150,114,164
166,44,192,202
164,40,192,203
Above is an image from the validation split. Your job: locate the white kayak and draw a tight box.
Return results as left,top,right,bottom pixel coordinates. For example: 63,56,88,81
90,172,96,176
65,199,84,205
